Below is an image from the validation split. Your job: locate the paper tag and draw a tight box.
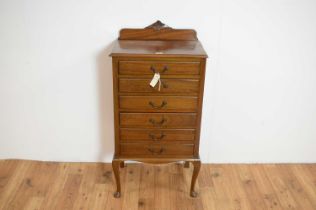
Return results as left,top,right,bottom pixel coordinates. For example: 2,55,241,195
150,73,160,87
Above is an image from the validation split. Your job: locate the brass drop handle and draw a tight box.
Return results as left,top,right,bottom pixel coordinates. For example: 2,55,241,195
149,132,166,141
149,100,167,109
147,147,164,155
150,65,168,74
149,118,166,126
161,66,168,73
150,65,156,73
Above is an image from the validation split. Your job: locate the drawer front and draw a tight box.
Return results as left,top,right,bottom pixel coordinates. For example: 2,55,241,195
120,113,197,128
120,143,194,156
119,96,198,111
119,61,200,75
120,128,195,142
119,78,199,94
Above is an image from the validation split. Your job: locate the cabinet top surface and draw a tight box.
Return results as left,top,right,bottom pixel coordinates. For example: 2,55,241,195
109,20,207,58
110,40,207,58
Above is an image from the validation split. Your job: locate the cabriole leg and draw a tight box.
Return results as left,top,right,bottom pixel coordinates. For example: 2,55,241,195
112,159,122,198
190,160,201,197
120,161,125,168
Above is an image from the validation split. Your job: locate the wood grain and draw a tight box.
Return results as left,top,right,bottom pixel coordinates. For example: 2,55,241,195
119,28,197,41
118,61,200,75
120,128,195,142
119,96,198,112
120,143,194,156
118,78,200,94
0,160,316,210
120,113,197,128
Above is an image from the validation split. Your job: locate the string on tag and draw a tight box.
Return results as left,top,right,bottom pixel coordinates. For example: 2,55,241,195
158,78,161,91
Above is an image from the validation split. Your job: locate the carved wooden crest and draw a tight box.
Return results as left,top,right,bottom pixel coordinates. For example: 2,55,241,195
145,20,171,30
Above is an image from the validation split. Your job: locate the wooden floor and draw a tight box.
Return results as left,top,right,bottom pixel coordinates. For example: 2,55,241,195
0,160,315,210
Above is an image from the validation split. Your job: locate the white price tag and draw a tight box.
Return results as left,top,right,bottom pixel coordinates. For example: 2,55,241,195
150,73,160,88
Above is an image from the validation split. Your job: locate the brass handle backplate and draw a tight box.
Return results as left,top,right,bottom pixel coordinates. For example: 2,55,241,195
150,65,168,74
149,118,166,126
149,101,167,109
148,132,166,141
147,147,164,155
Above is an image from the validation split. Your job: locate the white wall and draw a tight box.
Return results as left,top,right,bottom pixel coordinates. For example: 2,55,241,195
1,0,316,163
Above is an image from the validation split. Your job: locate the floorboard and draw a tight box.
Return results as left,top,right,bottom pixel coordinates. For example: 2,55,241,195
0,160,315,210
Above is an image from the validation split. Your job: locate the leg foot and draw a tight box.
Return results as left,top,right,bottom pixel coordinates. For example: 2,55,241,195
112,159,122,198
190,160,201,197
184,161,190,168
190,191,198,197
114,191,121,198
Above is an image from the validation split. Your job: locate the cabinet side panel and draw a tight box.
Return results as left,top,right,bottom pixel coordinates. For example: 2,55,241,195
194,58,207,156
112,57,120,156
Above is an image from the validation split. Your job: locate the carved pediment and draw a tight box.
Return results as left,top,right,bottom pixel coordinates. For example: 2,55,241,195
145,20,171,30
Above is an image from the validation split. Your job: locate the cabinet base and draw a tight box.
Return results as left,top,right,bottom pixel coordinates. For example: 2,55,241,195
111,156,201,198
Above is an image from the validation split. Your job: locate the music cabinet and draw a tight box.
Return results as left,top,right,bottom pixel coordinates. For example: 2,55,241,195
109,21,207,198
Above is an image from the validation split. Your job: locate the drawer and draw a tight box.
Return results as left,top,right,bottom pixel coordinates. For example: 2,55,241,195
120,143,194,156
120,113,197,128
119,61,200,75
120,128,195,142
119,78,199,93
119,96,198,111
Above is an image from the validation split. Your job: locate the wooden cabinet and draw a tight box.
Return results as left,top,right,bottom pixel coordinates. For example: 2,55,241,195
110,21,207,198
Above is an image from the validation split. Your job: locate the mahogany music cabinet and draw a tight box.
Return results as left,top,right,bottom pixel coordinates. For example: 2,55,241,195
109,21,207,198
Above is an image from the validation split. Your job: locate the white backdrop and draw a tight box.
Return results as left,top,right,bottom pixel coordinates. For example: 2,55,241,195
1,0,316,163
